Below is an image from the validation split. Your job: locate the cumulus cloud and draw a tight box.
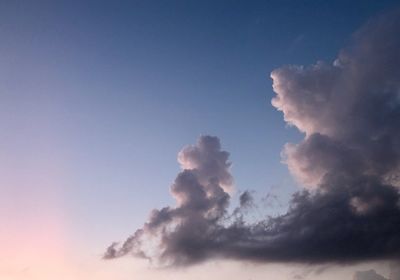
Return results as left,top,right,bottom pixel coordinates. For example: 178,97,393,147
104,9,400,267
177,136,233,193
104,135,232,266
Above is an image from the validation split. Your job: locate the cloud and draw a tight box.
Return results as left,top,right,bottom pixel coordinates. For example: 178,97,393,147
389,263,400,280
104,9,400,267
350,264,399,280
353,270,388,280
104,135,232,266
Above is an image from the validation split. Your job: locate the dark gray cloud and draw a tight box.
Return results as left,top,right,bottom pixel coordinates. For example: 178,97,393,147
353,270,388,280
104,9,400,267
239,191,253,208
351,265,400,280
352,265,400,280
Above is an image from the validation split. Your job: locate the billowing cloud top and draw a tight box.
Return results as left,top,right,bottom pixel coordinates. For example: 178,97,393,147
104,135,233,266
104,9,400,267
272,10,400,189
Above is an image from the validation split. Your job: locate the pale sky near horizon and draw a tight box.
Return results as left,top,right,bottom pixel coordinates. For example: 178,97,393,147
1,1,399,279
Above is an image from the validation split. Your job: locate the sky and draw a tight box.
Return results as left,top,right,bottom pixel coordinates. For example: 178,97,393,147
1,1,400,279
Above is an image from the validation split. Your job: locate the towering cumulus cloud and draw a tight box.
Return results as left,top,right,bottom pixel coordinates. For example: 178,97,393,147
104,136,233,266
104,10,400,266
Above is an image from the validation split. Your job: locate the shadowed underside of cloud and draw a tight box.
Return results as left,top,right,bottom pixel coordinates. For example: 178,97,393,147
104,9,400,267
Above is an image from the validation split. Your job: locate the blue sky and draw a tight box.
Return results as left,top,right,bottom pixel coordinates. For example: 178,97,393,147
1,1,400,279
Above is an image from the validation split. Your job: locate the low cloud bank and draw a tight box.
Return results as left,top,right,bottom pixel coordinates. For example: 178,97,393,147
353,270,388,280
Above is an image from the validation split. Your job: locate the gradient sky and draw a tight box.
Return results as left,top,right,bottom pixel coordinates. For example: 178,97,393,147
1,1,399,279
